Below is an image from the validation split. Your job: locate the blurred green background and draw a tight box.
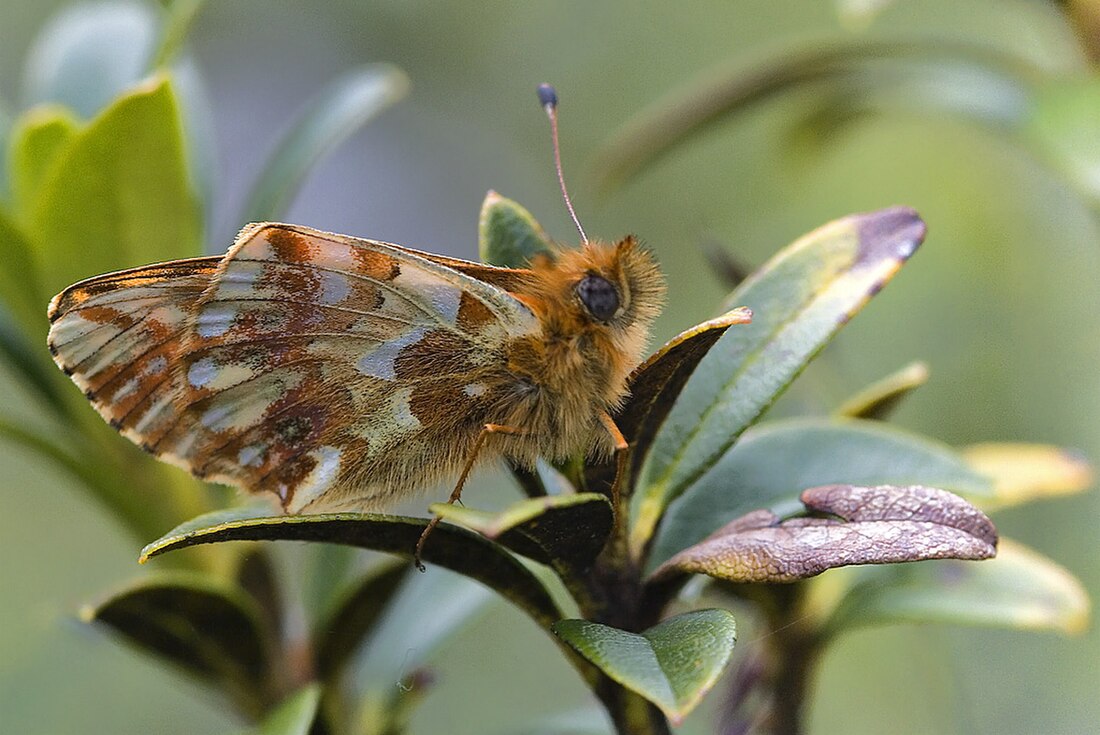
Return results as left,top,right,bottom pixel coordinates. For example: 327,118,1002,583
1,1,1098,733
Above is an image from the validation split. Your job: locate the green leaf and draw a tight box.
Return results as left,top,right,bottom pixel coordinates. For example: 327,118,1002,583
314,561,409,679
8,105,80,218
0,412,217,550
821,539,1090,637
0,311,71,417
835,361,929,420
586,306,753,496
141,506,563,628
631,208,926,557
351,568,492,695
594,41,1051,191
153,0,207,69
31,74,202,299
253,685,321,735
478,190,555,267
242,64,409,223
652,484,997,584
82,571,278,719
235,549,284,640
553,609,737,725
301,542,357,619
521,708,613,735
0,417,103,495
0,206,47,334
429,493,613,575
1027,77,1100,204
649,417,992,569
962,443,1094,510
0,98,11,199
21,2,158,119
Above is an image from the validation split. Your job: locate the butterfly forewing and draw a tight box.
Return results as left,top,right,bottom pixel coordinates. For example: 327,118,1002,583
53,223,541,512
47,258,221,433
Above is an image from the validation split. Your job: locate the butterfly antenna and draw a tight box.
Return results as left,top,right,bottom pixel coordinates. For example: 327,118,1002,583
538,83,588,244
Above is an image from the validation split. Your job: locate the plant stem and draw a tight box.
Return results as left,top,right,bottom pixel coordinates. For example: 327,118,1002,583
721,586,822,735
595,679,672,735
766,632,817,735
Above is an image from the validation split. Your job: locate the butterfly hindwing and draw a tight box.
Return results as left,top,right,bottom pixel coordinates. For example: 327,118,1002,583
68,223,540,511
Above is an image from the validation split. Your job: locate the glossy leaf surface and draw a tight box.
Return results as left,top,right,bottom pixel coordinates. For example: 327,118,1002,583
141,506,562,628
585,307,753,497
553,609,737,725
632,208,926,555
430,492,612,573
478,190,554,267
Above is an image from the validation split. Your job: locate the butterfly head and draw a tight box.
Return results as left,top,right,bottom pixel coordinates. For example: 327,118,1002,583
577,237,664,331
526,237,665,369
531,85,665,360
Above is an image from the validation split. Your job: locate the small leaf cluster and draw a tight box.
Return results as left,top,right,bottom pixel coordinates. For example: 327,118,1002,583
129,195,1089,734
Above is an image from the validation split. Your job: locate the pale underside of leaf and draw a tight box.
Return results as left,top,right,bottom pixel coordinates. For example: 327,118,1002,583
653,484,997,584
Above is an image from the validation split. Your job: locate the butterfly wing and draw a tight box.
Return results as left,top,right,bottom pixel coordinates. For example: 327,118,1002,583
50,223,540,512
48,257,221,422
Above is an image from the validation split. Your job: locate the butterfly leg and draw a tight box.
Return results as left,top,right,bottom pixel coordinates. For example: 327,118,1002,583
598,411,630,511
414,423,527,571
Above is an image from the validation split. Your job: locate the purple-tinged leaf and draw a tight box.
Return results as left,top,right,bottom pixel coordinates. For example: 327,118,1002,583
652,484,997,584
648,417,991,570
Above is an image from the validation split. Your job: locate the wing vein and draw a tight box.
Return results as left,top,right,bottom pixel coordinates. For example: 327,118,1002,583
204,296,419,328
233,258,456,332
70,313,153,372
192,393,317,476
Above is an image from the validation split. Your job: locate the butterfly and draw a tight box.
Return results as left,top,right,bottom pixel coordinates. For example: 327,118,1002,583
45,85,667,563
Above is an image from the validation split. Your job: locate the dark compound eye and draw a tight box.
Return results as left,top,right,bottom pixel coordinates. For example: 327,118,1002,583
576,274,620,322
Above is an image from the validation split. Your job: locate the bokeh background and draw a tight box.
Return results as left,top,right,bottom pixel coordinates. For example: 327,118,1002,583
2,1,1098,733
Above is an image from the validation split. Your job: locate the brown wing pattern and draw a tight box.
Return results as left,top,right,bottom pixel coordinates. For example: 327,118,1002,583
47,257,221,439
49,223,540,512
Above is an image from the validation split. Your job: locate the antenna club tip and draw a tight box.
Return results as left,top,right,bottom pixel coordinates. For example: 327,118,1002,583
536,83,558,108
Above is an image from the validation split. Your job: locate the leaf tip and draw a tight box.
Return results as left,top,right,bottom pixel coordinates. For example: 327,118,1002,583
724,305,753,324
137,543,158,564
855,206,927,264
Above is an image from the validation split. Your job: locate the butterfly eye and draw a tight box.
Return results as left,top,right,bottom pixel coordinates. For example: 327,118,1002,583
576,274,620,322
